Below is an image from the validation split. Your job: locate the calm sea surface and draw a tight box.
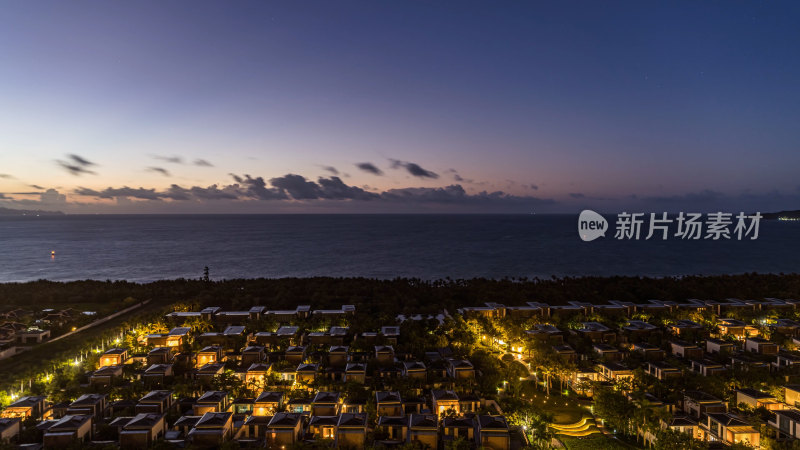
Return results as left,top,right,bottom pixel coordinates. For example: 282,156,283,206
0,214,796,282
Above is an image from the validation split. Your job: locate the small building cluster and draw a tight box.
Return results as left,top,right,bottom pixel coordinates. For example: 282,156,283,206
0,307,90,361
0,304,515,449
461,297,800,448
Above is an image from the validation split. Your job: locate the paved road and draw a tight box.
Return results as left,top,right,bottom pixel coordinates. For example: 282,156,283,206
47,299,151,344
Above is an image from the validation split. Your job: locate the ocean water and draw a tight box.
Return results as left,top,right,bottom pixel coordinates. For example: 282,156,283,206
0,214,797,282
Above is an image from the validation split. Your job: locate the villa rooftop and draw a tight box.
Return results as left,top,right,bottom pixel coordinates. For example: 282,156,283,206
579,322,611,332
195,412,232,427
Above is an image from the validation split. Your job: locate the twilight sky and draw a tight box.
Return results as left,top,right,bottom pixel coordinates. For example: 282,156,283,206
1,1,799,213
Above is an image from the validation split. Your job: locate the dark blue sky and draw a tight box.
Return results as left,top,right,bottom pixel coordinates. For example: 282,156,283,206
1,1,798,213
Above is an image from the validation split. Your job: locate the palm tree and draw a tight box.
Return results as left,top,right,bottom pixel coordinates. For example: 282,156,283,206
185,317,213,334
574,379,592,397
212,371,245,397
529,412,554,449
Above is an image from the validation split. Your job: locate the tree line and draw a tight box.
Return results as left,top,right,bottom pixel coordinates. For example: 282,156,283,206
2,273,800,316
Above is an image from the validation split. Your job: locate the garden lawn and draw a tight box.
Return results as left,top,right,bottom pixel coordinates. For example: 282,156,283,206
561,434,639,449
525,390,588,424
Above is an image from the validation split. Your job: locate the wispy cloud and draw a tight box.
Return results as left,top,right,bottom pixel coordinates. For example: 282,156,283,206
68,154,96,167
57,161,95,176
320,165,339,175
56,154,97,176
147,167,171,177
355,162,383,176
152,155,184,164
389,159,439,179
194,159,213,167
448,169,475,184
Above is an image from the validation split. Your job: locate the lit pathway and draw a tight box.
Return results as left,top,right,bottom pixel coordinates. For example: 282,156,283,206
550,417,602,437
47,299,151,344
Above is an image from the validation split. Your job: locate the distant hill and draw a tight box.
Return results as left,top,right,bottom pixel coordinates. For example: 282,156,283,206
0,207,64,216
763,210,800,220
